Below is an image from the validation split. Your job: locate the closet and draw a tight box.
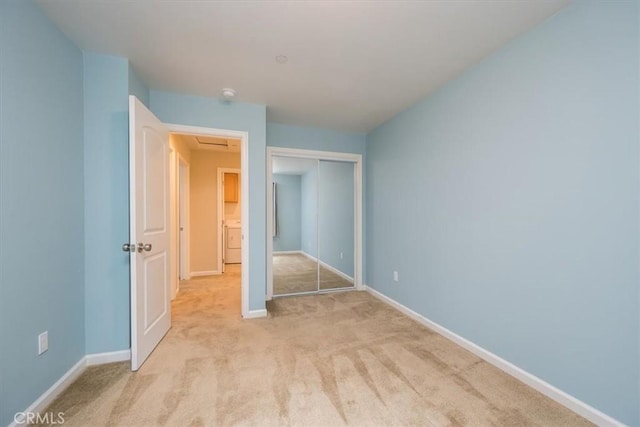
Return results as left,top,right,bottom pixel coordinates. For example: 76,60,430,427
271,155,356,296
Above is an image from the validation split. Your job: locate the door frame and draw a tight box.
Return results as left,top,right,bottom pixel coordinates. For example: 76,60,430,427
177,154,190,281
168,124,250,318
169,146,178,299
266,147,363,300
217,167,241,274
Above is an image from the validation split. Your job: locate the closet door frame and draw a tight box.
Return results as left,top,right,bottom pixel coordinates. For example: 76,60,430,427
266,147,363,300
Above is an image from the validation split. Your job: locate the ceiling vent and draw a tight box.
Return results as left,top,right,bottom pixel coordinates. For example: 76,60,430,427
196,136,229,148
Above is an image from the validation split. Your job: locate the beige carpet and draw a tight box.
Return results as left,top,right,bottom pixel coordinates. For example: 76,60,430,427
273,253,353,295
37,266,592,426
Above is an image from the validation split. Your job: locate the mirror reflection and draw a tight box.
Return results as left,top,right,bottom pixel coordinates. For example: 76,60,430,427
272,156,319,295
318,160,354,290
272,156,355,296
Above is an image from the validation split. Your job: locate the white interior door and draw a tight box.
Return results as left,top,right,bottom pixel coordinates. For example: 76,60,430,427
129,95,171,371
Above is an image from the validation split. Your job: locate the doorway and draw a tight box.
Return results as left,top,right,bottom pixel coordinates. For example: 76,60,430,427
167,124,250,318
128,97,252,371
218,167,242,274
266,147,363,300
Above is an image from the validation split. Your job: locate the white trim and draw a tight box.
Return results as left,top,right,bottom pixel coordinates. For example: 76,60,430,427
169,147,178,301
190,270,220,277
299,251,317,262
9,358,85,427
319,259,353,282
354,158,363,292
273,250,303,255
177,154,190,281
85,349,131,366
364,286,625,427
166,123,250,319
243,309,268,319
275,287,355,298
266,147,364,300
9,350,132,427
266,151,274,301
268,146,362,162
294,251,353,281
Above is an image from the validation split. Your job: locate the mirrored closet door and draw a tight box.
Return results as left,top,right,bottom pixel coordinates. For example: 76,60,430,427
271,155,356,297
318,160,354,290
272,156,319,296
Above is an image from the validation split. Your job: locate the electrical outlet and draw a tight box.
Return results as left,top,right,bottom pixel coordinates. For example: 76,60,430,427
393,271,399,282
340,252,344,259
38,331,48,355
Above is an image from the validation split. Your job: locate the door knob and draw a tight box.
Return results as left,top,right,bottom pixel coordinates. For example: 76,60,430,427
137,243,152,253
122,243,136,252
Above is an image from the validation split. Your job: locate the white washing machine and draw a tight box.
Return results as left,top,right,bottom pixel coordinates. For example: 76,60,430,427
224,219,242,264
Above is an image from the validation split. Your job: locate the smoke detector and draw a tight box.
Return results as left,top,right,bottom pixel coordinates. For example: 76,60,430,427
221,88,236,101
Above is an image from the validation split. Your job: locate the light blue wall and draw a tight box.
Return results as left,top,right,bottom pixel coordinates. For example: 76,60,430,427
267,122,366,155
0,1,85,425
128,64,149,107
366,1,639,424
83,53,132,354
273,174,302,252
150,91,267,311
318,161,354,277
301,167,318,258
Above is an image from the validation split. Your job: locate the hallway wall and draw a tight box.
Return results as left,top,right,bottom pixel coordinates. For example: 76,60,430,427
190,150,240,274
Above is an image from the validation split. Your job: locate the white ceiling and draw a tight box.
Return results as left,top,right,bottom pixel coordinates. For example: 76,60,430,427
38,0,570,133
177,134,241,153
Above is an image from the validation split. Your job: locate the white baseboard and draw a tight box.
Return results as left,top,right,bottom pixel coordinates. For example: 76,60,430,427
364,285,624,427
273,250,303,255
85,349,131,366
318,259,353,282
9,357,86,426
9,349,132,427
301,251,317,262
190,270,219,277
297,252,353,282
243,309,268,319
